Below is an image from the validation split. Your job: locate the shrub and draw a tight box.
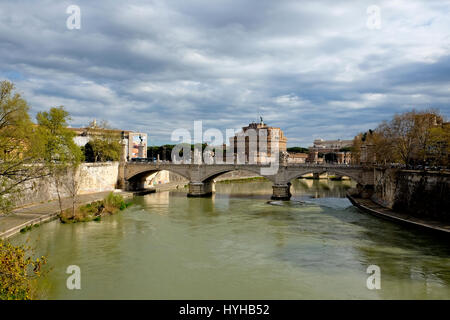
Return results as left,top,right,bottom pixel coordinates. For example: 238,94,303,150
0,241,47,300
104,192,126,214
59,192,130,223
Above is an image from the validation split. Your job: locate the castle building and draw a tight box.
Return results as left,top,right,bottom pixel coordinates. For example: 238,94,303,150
229,119,287,163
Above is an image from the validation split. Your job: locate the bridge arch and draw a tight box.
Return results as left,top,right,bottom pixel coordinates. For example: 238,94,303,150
200,167,276,184
285,169,363,185
125,167,190,190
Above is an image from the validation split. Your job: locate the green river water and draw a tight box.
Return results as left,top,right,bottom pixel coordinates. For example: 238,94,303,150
12,179,450,299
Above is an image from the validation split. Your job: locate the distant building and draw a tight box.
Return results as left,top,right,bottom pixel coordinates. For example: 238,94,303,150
288,153,308,164
308,138,352,164
69,127,148,161
309,138,353,152
229,119,287,163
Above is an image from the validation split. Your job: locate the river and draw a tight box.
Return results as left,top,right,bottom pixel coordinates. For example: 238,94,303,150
11,179,450,299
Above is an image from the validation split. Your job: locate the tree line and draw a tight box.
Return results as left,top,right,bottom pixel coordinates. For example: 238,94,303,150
352,109,449,167
147,143,208,161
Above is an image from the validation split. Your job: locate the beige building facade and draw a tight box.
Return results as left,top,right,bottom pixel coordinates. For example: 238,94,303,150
70,127,147,161
307,138,352,164
230,120,287,163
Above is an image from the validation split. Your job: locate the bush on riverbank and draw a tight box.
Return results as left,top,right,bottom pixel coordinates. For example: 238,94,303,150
59,192,131,223
0,241,47,300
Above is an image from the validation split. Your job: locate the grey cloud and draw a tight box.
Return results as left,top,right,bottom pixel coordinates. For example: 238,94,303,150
0,0,449,146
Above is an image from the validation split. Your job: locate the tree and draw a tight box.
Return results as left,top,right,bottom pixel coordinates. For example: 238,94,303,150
0,241,47,300
0,81,47,214
381,110,444,165
412,110,444,164
388,112,417,165
36,106,83,214
428,124,450,166
352,109,448,167
287,146,309,153
83,120,122,162
36,107,82,164
61,166,87,218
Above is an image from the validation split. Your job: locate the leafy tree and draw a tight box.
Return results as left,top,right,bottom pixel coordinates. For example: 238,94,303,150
83,120,122,162
353,109,448,166
0,81,47,213
147,144,209,162
0,240,47,300
287,147,309,153
36,106,83,214
36,106,82,164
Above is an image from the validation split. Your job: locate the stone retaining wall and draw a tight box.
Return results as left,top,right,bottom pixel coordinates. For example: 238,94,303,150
371,169,450,222
14,162,119,208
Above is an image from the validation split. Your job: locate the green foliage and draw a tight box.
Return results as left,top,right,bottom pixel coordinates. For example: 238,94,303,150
147,144,175,161
36,106,82,166
19,225,36,233
60,192,131,223
147,143,208,161
287,147,309,153
60,200,103,223
0,81,48,214
36,106,84,217
104,192,128,213
84,138,121,162
82,121,122,162
0,241,47,300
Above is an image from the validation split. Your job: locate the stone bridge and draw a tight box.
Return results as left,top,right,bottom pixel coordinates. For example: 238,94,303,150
120,162,374,200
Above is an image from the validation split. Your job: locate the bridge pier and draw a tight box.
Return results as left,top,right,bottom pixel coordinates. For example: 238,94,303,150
271,183,291,200
126,176,147,191
356,183,374,198
187,181,215,197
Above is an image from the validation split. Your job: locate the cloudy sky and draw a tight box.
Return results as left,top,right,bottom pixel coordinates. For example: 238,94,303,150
1,0,449,146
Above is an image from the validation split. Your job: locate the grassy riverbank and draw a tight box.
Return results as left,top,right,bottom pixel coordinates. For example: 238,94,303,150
60,192,132,224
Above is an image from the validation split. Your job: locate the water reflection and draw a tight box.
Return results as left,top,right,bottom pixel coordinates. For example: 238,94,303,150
214,178,353,200
10,178,450,299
